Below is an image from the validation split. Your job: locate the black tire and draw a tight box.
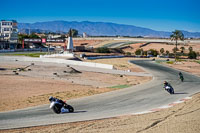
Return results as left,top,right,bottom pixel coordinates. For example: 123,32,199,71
181,78,184,82
170,88,174,94
166,88,170,94
52,105,61,114
66,105,74,112
180,76,184,82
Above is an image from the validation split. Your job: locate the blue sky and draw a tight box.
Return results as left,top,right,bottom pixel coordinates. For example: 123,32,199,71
1,0,200,32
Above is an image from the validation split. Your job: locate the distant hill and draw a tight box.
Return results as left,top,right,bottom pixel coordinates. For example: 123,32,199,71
18,21,200,38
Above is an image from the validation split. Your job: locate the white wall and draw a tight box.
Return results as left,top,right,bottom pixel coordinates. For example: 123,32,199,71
1,56,113,69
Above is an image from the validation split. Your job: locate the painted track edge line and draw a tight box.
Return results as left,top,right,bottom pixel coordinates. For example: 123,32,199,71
130,96,192,115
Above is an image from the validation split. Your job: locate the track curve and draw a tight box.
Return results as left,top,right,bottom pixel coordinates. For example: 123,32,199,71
0,60,200,129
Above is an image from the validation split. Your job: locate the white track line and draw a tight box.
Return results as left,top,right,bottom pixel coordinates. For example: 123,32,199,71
131,96,192,115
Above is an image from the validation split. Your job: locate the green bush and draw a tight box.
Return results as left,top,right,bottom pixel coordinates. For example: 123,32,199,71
135,49,143,55
188,51,197,59
5,52,46,57
149,49,159,56
126,52,132,56
109,84,131,89
196,60,200,64
176,59,185,62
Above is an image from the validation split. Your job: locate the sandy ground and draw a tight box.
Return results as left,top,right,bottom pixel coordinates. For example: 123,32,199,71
50,38,200,55
122,42,200,54
92,40,124,48
141,43,200,53
72,39,104,47
163,60,200,76
86,57,146,72
47,39,105,47
0,57,200,133
0,60,150,112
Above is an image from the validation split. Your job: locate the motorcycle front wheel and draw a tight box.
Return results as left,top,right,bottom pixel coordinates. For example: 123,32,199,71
52,106,61,114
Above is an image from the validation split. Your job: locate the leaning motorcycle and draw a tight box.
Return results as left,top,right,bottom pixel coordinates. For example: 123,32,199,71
180,75,184,82
50,101,74,114
164,85,174,94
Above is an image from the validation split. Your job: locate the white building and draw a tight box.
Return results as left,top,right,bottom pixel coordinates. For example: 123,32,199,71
0,20,18,43
47,34,62,39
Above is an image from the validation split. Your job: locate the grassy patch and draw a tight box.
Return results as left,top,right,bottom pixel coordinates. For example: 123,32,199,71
155,60,165,64
176,59,186,62
166,61,174,64
4,52,47,57
108,84,131,89
195,60,200,64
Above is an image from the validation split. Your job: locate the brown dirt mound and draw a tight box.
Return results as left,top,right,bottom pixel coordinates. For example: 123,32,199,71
66,66,82,74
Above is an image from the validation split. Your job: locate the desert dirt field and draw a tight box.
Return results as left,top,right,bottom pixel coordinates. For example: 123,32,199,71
0,57,200,133
163,60,200,76
122,42,200,54
0,37,200,132
0,59,151,112
73,39,105,47
86,57,146,72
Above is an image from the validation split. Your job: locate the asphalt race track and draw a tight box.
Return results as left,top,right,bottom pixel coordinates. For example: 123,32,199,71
0,60,200,129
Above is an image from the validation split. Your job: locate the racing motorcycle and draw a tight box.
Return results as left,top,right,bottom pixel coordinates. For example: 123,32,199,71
164,85,174,94
180,75,184,82
179,72,184,82
50,100,74,114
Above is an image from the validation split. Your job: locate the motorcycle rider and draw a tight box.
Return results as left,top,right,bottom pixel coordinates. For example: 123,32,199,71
179,72,184,81
163,81,170,88
49,96,66,106
49,96,69,113
163,81,174,94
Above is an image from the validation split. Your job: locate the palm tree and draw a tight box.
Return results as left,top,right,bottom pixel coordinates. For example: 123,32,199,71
166,50,170,56
170,30,184,61
189,46,193,52
68,29,78,37
172,47,179,54
160,48,165,55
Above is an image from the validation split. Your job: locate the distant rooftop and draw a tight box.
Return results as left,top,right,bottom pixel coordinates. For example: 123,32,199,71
1,20,17,23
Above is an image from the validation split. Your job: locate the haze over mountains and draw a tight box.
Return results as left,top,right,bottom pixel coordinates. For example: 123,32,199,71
18,21,200,38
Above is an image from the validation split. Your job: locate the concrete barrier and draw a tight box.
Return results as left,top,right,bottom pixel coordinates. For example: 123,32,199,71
1,56,113,69
85,55,124,60
40,53,74,58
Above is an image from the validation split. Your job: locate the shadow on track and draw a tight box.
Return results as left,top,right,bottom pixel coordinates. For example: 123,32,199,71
174,92,188,95
72,111,87,113
61,111,87,114
60,111,87,114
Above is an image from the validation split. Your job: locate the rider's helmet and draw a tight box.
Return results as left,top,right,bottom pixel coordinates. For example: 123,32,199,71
164,81,168,85
49,96,54,102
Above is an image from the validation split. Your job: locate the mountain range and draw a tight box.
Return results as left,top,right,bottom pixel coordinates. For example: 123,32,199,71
18,21,200,38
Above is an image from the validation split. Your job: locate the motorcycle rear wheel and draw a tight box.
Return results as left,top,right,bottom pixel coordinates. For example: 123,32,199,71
170,88,174,94
65,105,74,112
